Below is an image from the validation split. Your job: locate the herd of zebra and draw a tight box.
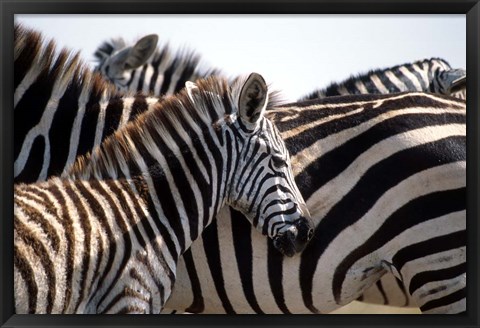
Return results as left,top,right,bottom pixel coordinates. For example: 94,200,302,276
13,23,466,314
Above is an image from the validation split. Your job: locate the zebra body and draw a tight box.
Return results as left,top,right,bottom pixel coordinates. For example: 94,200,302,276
14,71,313,313
300,58,466,101
164,92,466,314
14,26,165,184
94,34,220,95
14,25,463,313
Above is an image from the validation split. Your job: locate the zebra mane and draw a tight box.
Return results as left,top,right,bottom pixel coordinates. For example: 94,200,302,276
301,57,452,101
67,74,282,179
15,23,121,104
93,34,222,79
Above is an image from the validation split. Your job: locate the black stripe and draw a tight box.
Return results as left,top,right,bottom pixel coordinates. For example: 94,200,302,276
395,277,410,306
48,183,76,313
160,60,176,95
130,94,150,119
332,187,465,303
100,96,123,142
183,249,205,313
392,229,466,274
63,181,91,313
231,209,262,314
409,262,466,296
323,83,343,96
14,32,41,89
201,220,235,313
14,76,53,162
375,280,388,305
267,240,290,313
15,136,44,183
47,82,80,178
77,91,102,158
14,245,38,313
126,68,137,89
136,64,148,93
420,287,465,312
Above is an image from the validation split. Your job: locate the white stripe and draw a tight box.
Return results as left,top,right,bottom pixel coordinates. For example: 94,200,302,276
399,66,423,91
92,90,110,152
384,70,408,92
369,74,390,94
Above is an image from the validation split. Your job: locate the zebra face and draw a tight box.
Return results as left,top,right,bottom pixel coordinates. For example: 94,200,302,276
225,73,314,257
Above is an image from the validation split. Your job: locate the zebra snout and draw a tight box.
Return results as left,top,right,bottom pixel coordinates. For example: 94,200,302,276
272,217,315,257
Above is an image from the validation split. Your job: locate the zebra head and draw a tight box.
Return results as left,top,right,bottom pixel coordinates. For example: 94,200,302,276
432,69,467,97
197,73,314,256
94,34,159,91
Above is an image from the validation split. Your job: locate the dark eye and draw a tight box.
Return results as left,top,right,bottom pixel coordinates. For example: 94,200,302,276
271,155,287,169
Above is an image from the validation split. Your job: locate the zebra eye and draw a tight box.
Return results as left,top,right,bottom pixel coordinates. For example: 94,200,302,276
271,155,287,169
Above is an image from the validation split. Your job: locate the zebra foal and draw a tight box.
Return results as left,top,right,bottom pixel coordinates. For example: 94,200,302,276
14,49,313,312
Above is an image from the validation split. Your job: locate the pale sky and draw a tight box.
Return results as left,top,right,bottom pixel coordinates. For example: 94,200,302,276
16,15,466,101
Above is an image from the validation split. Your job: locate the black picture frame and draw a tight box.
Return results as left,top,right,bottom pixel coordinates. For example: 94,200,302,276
1,1,478,327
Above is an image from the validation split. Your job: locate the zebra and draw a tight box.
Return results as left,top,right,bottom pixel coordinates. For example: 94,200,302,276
14,25,219,184
14,69,315,313
93,33,221,95
162,92,466,314
13,25,446,312
300,58,466,101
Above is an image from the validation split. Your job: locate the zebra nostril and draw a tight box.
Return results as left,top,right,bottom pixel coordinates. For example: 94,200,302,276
307,228,314,241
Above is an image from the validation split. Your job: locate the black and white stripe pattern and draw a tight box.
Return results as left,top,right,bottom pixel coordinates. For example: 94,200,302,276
94,34,221,95
301,58,466,101
15,25,464,313
14,25,313,314
14,25,162,184
14,73,313,314
163,92,466,314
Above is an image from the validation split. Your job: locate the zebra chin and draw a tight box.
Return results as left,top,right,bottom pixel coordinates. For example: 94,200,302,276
272,218,315,257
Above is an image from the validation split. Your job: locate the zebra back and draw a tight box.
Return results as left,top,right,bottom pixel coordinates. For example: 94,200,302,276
300,58,466,100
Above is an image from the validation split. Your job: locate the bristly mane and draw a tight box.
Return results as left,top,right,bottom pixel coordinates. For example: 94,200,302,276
67,75,283,180
15,24,124,105
301,57,452,101
93,35,223,81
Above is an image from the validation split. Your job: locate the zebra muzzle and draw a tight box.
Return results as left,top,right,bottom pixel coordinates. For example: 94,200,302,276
273,218,314,257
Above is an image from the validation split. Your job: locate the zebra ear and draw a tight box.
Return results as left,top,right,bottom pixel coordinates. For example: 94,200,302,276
124,34,159,70
238,73,268,127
